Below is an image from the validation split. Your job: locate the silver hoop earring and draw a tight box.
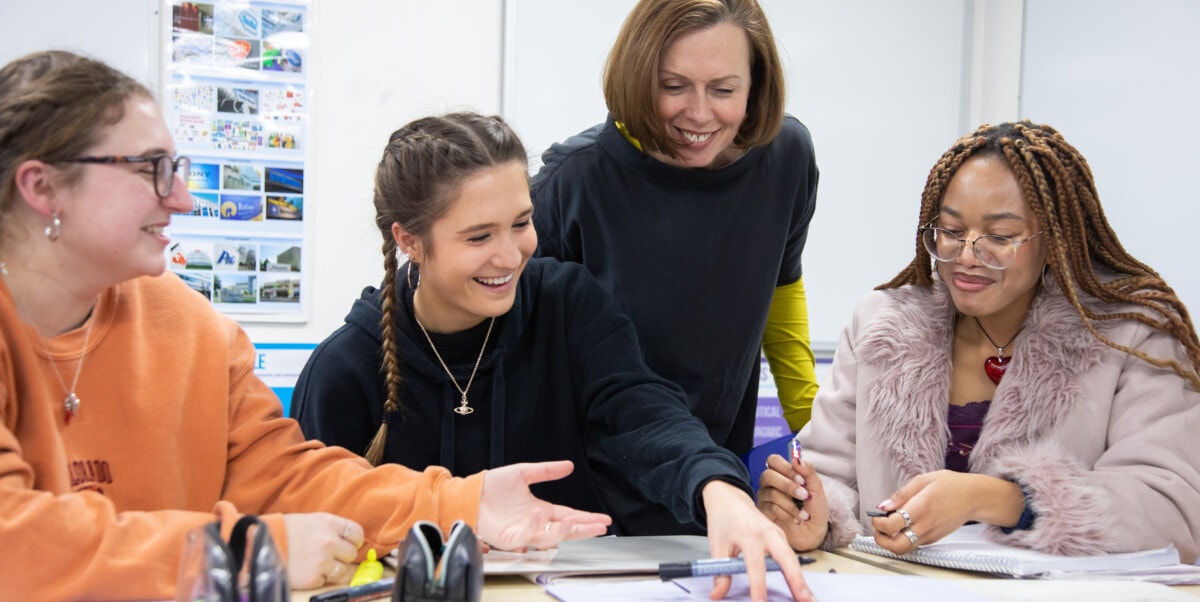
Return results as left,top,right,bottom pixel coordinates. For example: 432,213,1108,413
44,212,62,242
1041,264,1050,291
407,262,419,289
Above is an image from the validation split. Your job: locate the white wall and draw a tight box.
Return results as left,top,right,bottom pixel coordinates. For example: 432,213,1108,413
506,0,981,349
2,0,1195,351
0,0,161,90
1021,0,1200,327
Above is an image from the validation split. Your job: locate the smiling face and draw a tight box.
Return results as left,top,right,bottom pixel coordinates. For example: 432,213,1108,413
935,155,1048,323
399,160,536,334
54,96,193,288
649,22,751,169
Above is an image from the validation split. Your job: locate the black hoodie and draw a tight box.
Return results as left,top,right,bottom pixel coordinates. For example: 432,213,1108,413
291,257,751,534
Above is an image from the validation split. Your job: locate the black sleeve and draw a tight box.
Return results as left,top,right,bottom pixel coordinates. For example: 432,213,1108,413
289,325,384,458
554,265,752,523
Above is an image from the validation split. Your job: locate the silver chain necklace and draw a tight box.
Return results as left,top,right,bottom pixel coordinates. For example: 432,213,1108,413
0,261,93,424
414,314,495,416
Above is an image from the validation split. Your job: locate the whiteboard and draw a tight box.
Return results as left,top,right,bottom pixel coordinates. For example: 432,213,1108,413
1021,0,1200,327
503,0,970,349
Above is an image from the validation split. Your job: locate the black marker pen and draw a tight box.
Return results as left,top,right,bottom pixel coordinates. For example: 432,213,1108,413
308,577,393,602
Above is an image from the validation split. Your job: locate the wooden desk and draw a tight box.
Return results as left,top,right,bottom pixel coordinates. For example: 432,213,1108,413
293,549,894,601
295,547,1200,600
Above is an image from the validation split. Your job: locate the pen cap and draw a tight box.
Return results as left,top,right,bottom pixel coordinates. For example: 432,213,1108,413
658,561,692,581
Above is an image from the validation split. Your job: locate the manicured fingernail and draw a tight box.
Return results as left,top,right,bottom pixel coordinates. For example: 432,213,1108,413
794,487,809,501
877,499,893,510
798,509,810,521
793,473,806,486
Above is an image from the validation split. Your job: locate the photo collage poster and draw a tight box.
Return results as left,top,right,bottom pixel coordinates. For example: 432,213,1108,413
164,0,309,319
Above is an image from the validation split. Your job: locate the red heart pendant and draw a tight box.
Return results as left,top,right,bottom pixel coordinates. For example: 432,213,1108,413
984,356,1010,385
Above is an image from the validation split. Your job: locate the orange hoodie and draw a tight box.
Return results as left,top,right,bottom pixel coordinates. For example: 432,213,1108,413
0,273,482,600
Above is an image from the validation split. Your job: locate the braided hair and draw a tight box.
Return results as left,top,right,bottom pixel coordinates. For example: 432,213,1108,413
364,112,528,465
881,121,1200,390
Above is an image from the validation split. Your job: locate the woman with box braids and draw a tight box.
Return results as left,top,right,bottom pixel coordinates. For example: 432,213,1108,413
882,121,1200,389
759,120,1200,566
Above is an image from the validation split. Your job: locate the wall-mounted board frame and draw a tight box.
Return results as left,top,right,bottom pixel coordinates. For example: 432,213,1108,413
161,0,313,322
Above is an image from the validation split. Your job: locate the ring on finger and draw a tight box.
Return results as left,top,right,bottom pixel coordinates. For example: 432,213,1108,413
327,561,345,582
896,508,912,529
902,527,919,547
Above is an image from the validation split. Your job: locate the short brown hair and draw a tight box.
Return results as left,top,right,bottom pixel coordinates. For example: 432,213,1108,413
603,0,785,158
0,50,151,224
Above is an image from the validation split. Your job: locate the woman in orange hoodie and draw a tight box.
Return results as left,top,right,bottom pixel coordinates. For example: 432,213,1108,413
0,49,610,600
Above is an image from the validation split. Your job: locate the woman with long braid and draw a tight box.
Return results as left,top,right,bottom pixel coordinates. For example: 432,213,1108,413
756,121,1200,562
291,112,814,602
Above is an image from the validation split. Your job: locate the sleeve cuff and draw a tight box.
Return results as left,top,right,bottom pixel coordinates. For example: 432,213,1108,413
1001,480,1037,533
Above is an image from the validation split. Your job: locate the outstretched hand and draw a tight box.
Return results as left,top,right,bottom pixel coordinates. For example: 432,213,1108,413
756,452,830,553
477,460,612,551
702,480,815,602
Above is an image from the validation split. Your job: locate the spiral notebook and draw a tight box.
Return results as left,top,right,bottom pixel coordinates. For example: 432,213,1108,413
849,523,1189,579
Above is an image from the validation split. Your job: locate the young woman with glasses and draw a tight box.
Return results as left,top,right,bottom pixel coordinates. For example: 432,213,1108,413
0,50,611,600
755,121,1200,563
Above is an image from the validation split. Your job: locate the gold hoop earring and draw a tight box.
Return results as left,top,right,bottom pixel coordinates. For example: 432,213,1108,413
44,212,62,242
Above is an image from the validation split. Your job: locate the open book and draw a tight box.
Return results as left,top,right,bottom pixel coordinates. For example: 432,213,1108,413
849,523,1200,583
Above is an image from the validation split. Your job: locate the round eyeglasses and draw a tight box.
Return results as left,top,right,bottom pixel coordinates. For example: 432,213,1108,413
63,154,191,199
919,224,1043,270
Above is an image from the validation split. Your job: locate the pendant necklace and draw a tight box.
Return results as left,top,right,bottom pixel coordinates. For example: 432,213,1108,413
0,261,93,424
414,314,495,416
974,316,1022,385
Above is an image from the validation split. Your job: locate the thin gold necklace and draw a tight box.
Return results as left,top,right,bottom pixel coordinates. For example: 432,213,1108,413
0,261,94,424
414,314,495,416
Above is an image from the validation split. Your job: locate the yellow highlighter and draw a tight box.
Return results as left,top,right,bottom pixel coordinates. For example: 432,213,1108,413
350,548,384,586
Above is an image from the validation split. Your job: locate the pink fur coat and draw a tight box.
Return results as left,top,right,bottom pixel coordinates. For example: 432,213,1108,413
799,278,1200,562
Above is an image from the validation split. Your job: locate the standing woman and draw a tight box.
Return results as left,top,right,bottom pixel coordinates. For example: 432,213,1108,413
756,121,1200,562
534,0,819,449
0,51,611,600
531,0,819,533
291,112,815,602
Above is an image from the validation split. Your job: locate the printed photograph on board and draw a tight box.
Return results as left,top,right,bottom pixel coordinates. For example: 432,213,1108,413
214,274,257,304
266,195,302,220
219,193,264,221
222,163,262,191
259,273,301,303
